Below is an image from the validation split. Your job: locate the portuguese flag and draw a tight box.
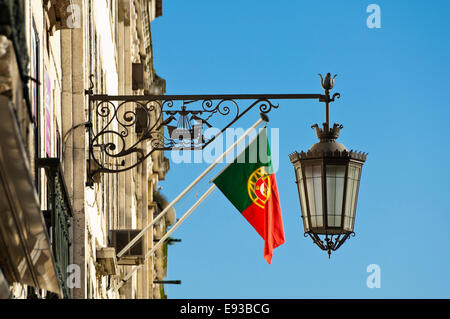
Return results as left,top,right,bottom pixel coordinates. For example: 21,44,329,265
212,128,285,264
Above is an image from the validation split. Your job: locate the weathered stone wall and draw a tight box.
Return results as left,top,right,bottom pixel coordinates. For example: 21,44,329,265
4,0,170,299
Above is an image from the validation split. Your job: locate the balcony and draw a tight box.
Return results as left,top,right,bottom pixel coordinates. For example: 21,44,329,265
37,158,73,299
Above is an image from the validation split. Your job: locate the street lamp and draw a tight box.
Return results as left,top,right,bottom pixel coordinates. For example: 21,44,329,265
85,72,366,260
289,75,367,257
86,72,369,290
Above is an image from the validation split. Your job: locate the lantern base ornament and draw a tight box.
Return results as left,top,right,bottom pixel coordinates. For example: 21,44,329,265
305,231,356,259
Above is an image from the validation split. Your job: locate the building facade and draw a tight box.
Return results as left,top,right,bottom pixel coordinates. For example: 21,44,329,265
0,0,173,299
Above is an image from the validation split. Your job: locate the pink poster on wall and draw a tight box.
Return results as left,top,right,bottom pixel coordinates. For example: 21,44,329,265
45,70,51,157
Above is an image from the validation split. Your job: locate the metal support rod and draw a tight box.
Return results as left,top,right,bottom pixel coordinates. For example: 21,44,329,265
153,238,181,243
88,93,324,102
116,116,266,258
115,184,216,293
153,280,182,285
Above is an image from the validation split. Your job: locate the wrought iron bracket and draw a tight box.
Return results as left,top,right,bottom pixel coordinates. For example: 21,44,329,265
85,73,341,185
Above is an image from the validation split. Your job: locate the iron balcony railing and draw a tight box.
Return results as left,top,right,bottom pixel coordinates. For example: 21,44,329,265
37,158,72,299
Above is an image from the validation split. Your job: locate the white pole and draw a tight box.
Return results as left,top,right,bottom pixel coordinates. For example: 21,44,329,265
114,184,217,293
116,116,265,258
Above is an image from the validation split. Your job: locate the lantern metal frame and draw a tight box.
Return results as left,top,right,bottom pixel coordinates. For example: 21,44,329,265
290,147,367,257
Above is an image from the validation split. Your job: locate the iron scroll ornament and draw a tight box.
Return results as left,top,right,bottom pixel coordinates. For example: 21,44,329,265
304,231,356,259
85,73,340,185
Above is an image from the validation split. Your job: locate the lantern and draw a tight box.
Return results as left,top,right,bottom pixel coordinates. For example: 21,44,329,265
289,122,367,257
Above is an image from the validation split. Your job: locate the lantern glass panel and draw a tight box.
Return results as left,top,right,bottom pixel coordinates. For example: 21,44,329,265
295,166,310,232
326,165,346,227
344,164,361,231
304,164,323,228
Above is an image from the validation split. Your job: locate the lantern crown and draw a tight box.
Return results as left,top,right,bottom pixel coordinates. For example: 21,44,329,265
309,122,347,154
312,122,343,142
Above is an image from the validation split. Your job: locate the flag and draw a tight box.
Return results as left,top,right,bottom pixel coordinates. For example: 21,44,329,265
212,128,285,263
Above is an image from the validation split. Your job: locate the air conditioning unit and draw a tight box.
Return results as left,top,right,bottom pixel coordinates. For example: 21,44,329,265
96,247,118,276
109,230,145,266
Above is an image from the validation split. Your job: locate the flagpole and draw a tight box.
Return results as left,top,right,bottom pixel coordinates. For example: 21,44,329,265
116,114,267,259
114,184,217,293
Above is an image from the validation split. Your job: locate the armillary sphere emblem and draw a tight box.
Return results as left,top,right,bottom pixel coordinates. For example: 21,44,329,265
247,167,271,209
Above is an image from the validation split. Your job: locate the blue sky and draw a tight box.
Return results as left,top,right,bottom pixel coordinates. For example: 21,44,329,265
151,1,450,298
